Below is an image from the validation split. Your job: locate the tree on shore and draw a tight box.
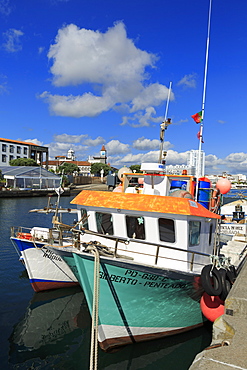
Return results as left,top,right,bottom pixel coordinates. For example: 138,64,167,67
9,158,39,166
90,163,112,176
130,164,142,173
58,162,80,175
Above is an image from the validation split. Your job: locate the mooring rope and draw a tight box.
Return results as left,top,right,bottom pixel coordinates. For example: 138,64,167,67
87,245,100,370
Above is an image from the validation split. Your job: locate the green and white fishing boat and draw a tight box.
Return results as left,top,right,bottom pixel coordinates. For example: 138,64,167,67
48,162,223,351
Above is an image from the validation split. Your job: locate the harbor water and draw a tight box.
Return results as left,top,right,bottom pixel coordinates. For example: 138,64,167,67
0,195,212,369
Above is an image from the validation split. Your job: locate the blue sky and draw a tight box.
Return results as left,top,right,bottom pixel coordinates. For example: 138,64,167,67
1,0,247,175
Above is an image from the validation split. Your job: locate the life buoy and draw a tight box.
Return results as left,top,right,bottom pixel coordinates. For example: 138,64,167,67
210,188,221,213
17,232,32,240
201,264,222,296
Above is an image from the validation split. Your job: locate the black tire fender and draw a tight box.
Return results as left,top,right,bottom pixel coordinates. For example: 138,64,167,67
201,264,222,296
227,265,237,284
218,268,232,301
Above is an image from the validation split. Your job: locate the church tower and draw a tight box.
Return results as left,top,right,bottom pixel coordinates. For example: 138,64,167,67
100,145,107,164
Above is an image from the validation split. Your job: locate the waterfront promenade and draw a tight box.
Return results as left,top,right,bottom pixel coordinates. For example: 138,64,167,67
190,257,247,369
0,183,109,198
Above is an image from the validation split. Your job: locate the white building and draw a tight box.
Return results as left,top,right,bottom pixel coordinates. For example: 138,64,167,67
0,138,49,167
43,149,91,176
166,150,205,177
88,145,107,164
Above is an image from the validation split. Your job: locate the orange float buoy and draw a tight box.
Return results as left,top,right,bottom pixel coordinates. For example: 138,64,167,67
216,178,231,194
17,232,32,240
200,292,224,322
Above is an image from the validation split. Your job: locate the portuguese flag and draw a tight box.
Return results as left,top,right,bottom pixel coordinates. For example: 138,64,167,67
191,111,202,123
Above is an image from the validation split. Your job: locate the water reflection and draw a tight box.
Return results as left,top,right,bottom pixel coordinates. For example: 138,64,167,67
9,286,90,367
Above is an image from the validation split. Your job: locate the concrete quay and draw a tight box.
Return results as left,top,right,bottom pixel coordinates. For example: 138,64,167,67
189,257,247,370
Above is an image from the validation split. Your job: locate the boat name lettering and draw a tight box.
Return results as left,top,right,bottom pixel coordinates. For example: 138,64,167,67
42,249,62,261
143,281,188,289
41,320,70,343
99,272,138,285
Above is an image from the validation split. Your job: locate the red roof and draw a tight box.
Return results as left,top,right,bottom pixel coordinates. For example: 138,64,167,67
0,137,39,146
44,160,91,166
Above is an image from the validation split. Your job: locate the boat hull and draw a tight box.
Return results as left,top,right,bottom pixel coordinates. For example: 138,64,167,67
71,252,205,351
11,237,79,292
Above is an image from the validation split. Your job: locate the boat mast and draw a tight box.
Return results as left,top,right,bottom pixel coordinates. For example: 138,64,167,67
196,0,213,191
159,81,172,164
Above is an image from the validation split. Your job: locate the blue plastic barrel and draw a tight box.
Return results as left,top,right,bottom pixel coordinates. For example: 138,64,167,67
170,180,187,190
198,178,211,209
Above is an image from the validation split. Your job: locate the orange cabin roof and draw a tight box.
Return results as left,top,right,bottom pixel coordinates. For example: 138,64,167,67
71,190,221,219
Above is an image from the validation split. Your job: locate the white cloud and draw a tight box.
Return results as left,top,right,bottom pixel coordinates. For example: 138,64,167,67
53,133,87,143
225,152,247,163
40,91,114,118
121,107,164,128
177,74,197,88
0,74,8,94
2,28,24,52
133,137,161,151
0,0,12,16
46,141,87,160
38,46,45,54
24,138,44,146
106,140,130,155
130,84,174,112
83,136,105,147
40,21,171,124
48,22,155,87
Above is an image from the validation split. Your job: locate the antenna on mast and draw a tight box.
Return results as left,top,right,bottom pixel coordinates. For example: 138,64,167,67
159,81,172,164
196,0,213,181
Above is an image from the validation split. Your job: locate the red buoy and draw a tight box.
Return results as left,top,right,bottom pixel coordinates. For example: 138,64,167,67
200,292,224,322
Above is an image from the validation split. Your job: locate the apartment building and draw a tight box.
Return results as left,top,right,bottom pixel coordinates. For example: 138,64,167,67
0,138,49,168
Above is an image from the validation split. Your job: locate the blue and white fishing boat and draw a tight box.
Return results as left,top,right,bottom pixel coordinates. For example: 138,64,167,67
10,199,80,292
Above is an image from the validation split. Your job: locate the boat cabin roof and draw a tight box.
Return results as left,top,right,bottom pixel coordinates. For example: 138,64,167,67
71,190,221,219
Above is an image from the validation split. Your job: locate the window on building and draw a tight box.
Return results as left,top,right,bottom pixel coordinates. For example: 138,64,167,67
189,221,201,246
126,215,145,239
96,212,113,235
23,147,28,155
80,209,89,230
2,154,7,162
158,218,175,243
2,144,6,152
17,146,21,154
10,145,14,153
9,155,14,161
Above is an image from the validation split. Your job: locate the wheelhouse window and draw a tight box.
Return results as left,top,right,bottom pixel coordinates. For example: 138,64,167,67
80,208,89,230
189,221,201,246
209,224,213,245
96,212,113,235
126,215,145,239
158,218,175,243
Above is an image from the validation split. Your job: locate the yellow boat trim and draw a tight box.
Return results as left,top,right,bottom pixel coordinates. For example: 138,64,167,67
71,190,221,219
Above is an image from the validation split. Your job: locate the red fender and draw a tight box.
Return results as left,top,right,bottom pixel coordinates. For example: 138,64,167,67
200,292,224,322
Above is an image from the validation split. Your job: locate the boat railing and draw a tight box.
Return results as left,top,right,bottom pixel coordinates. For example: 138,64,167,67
79,227,216,272
10,226,80,246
